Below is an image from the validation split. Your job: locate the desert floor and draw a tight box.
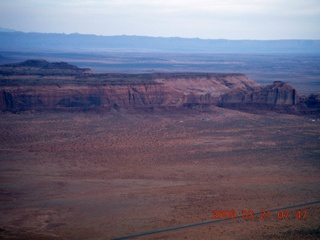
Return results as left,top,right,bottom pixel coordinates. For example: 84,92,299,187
0,108,319,239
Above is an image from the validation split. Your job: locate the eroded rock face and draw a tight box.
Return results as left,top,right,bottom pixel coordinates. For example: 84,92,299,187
0,60,305,113
0,78,254,112
253,81,298,105
0,84,167,112
219,81,299,106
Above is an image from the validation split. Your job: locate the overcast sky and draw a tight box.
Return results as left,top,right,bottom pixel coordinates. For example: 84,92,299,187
1,0,320,39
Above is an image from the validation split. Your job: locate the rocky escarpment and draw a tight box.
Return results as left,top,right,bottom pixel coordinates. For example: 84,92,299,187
1,60,314,114
0,84,167,112
218,81,299,112
1,59,93,75
219,81,298,105
0,73,259,112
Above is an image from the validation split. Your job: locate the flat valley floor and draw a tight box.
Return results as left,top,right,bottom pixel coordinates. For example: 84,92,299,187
0,108,319,239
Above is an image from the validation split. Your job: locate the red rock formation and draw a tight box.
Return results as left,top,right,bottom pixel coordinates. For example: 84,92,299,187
0,72,263,112
219,81,299,106
1,60,309,114
0,83,166,112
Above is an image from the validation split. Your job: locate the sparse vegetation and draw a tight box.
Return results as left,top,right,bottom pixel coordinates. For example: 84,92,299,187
0,110,319,239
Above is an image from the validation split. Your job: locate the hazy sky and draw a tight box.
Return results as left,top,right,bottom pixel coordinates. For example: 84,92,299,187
1,0,320,39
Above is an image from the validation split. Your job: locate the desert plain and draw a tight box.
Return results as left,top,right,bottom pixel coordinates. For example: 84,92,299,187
0,107,319,240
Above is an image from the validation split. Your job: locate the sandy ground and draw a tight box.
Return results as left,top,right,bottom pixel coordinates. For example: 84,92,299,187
0,107,319,239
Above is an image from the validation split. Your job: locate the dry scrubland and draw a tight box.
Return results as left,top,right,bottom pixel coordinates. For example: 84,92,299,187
0,108,319,239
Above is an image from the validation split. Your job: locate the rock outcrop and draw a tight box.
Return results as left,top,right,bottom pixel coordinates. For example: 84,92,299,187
0,59,93,75
219,81,298,105
1,60,314,114
0,84,167,112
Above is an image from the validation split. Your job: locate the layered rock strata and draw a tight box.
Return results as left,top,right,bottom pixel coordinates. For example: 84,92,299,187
0,60,303,113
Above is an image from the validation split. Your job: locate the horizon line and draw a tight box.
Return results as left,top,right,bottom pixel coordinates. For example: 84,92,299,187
1,28,320,41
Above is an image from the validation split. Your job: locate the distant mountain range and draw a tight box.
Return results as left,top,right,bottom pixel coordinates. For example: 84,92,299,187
0,27,16,32
0,30,320,53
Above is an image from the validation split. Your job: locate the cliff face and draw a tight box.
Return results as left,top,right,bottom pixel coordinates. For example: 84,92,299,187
0,60,304,113
219,81,299,106
0,84,167,112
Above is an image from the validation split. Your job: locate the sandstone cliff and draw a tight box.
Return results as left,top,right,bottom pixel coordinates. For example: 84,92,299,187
0,74,260,112
219,81,298,105
0,60,311,114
